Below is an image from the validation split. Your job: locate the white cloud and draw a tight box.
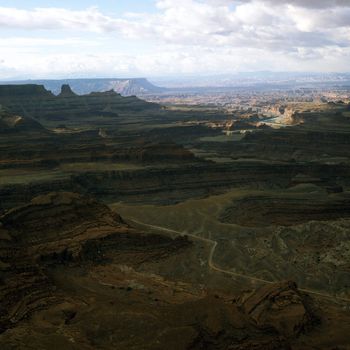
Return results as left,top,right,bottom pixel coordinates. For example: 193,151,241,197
0,0,349,77
0,6,123,32
0,37,96,48
2,45,349,80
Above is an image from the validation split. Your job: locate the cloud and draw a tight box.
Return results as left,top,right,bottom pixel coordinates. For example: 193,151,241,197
0,0,350,77
237,0,350,8
0,6,125,32
1,45,350,80
288,6,350,32
0,2,349,49
0,37,96,48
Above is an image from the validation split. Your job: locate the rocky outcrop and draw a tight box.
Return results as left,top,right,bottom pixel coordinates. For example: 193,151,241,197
240,281,315,338
0,84,159,121
1,192,124,257
171,281,316,349
57,84,77,97
0,192,121,331
0,192,190,333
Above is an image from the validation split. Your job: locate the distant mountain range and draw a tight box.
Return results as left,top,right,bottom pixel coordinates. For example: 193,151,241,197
2,72,350,97
0,78,165,96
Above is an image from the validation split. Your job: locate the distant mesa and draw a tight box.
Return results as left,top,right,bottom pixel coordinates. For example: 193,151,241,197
0,78,165,97
0,84,53,98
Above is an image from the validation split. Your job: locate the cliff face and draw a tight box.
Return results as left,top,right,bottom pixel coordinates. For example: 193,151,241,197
0,84,159,120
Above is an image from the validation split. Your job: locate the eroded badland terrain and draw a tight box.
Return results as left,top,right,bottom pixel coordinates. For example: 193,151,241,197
0,84,350,349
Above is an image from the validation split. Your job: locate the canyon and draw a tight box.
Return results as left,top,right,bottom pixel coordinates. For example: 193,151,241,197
0,84,350,349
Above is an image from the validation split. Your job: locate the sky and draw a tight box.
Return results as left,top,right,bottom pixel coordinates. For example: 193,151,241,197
0,0,350,79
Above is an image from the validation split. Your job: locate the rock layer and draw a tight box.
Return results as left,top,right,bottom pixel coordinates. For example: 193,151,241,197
220,192,350,227
0,192,190,333
240,281,315,338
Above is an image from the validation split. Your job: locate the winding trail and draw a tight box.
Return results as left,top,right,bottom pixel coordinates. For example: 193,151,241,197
128,217,350,304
